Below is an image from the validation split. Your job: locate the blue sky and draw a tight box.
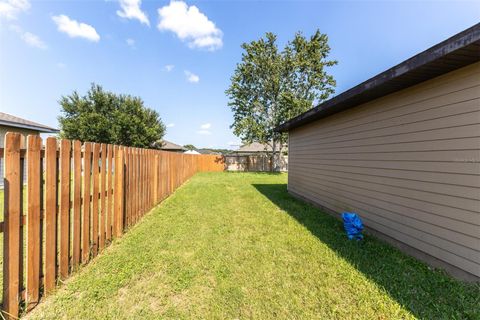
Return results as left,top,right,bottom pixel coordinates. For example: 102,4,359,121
0,0,479,149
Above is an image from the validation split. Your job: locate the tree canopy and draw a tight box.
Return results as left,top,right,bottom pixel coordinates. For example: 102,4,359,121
58,84,166,148
226,30,337,163
183,144,197,151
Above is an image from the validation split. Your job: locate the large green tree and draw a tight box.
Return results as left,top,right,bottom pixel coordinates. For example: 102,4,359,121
226,30,337,170
58,84,166,148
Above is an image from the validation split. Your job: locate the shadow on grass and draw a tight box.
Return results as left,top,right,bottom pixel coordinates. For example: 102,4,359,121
253,183,480,320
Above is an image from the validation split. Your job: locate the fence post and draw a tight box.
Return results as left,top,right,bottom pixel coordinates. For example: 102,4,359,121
114,147,125,237
2,133,21,319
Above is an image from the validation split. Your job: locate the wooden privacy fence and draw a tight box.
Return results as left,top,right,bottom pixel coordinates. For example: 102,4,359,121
0,132,224,319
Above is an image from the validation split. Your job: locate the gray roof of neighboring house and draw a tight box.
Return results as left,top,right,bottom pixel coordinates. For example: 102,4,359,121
197,149,222,155
158,140,186,151
277,23,480,132
236,142,287,153
0,112,59,133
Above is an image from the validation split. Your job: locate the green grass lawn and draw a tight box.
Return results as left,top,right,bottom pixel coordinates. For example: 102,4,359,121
22,172,480,319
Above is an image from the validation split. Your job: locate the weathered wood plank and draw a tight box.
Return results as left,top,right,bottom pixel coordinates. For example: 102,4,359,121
82,143,92,263
99,144,107,250
132,148,137,224
26,135,42,311
114,147,124,237
91,143,100,257
59,139,71,279
72,140,82,268
154,153,159,204
125,147,131,227
44,137,57,294
106,144,113,241
3,133,22,319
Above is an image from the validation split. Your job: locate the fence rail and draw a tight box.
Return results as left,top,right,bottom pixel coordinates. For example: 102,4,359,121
0,132,224,319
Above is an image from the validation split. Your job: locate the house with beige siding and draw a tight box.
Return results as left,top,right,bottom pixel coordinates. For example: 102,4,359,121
277,24,480,281
0,112,58,147
0,112,58,187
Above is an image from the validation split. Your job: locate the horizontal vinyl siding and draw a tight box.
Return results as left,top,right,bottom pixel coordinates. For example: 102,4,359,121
288,62,480,278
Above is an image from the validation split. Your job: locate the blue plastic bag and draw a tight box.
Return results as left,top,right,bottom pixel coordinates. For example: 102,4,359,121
342,212,364,240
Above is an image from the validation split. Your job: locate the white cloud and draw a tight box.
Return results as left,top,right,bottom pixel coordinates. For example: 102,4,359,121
21,31,47,49
164,64,174,72
9,25,47,50
166,123,175,128
52,14,100,42
228,140,241,147
184,70,199,83
0,0,30,20
157,0,223,51
57,62,66,69
197,123,211,135
126,38,135,47
117,0,149,26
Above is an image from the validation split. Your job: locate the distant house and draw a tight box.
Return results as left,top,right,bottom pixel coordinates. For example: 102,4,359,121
156,139,186,153
197,149,222,155
226,142,288,172
233,142,287,155
0,112,58,188
0,112,58,147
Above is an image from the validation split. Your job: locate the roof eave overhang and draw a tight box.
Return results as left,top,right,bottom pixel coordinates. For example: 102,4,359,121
0,120,59,133
276,23,480,132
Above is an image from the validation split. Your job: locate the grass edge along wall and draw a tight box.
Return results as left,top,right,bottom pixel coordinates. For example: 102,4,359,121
279,25,480,282
1,132,224,319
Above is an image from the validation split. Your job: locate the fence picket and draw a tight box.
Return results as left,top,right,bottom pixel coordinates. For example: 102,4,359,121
26,135,42,311
72,140,82,268
140,149,144,216
3,133,22,319
133,148,138,224
91,144,100,257
44,137,57,294
114,147,124,237
106,144,113,241
154,154,158,204
82,143,92,263
99,144,107,251
59,139,71,279
126,147,131,227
